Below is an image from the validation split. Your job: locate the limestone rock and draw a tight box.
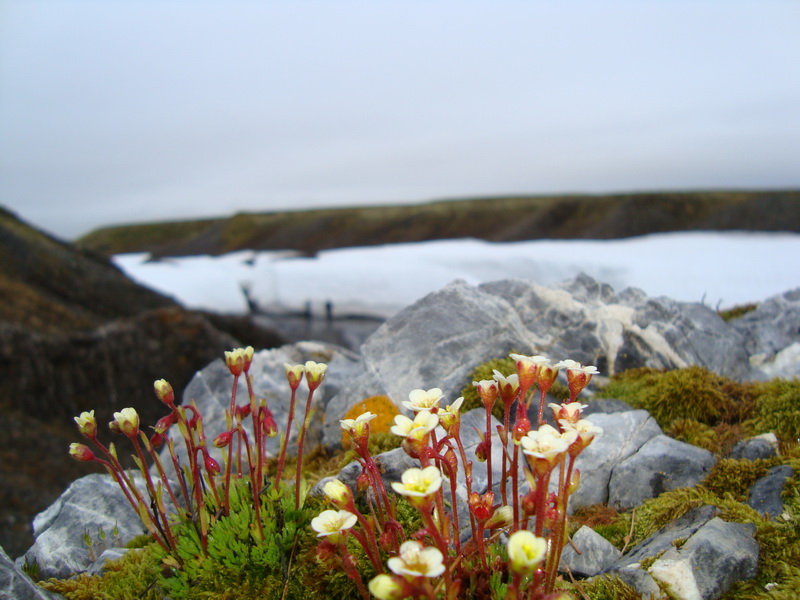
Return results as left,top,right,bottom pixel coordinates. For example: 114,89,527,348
747,464,795,519
1,544,63,600
566,410,662,510
648,517,758,600
614,505,720,571
729,433,779,461
560,526,621,577
730,287,800,379
608,436,717,509
21,474,146,580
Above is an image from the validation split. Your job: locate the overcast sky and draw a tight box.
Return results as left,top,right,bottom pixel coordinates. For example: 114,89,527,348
1,1,799,240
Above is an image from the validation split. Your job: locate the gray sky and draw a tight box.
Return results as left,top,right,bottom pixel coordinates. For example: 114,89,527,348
1,1,799,240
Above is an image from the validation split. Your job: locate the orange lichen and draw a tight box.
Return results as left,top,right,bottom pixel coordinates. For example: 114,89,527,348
341,395,400,448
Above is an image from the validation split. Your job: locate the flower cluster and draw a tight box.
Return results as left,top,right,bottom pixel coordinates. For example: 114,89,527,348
320,353,601,598
69,347,328,557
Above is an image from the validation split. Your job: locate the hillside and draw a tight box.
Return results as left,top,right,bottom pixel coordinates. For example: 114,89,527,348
77,190,800,257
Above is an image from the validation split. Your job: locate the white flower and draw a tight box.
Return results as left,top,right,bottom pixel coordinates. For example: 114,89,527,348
402,388,444,412
390,410,439,441
387,540,445,578
310,509,357,538
340,411,377,439
438,396,464,429
507,530,547,574
390,466,442,499
520,424,575,462
556,359,599,375
368,574,405,599
304,361,328,386
561,418,603,446
112,407,139,436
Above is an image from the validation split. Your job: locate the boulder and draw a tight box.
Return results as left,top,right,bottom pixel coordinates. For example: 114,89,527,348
648,517,759,600
560,526,621,577
608,436,717,509
0,545,63,600
730,287,800,379
729,433,779,461
747,464,795,519
565,410,662,510
21,474,146,580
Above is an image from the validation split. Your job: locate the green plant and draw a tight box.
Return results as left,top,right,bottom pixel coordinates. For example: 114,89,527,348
745,378,800,443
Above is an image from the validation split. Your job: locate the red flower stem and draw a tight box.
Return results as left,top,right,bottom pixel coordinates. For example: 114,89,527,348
350,527,384,573
294,387,315,509
544,454,576,593
338,541,370,600
500,403,512,505
142,433,181,520
420,507,453,593
485,405,493,494
453,431,477,539
533,470,552,537
274,386,298,486
536,388,547,427
166,438,192,516
237,424,265,541
511,443,521,531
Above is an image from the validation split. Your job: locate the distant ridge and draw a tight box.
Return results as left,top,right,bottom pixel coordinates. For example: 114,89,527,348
77,190,800,258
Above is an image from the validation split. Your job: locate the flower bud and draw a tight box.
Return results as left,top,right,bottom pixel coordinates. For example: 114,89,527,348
73,410,97,439
153,379,174,405
368,574,406,600
512,414,531,442
112,408,139,438
235,404,251,420
261,406,278,437
224,348,249,376
473,379,499,410
474,438,491,463
213,430,234,448
69,442,95,462
468,491,495,523
304,361,328,390
521,489,537,518
150,432,164,448
204,453,221,476
284,363,305,390
507,530,547,575
153,414,176,436
356,470,370,493
323,479,354,510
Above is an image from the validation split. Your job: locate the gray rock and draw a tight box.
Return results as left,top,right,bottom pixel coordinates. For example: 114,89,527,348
1,545,63,600
560,526,621,577
21,474,146,580
729,433,779,461
604,565,664,599
479,275,751,379
614,505,720,571
581,397,633,416
747,464,795,519
730,287,800,379
609,436,717,509
648,517,759,600
566,410,662,510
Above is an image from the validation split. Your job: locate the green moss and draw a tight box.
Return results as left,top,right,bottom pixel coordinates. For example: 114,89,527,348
40,544,162,600
598,366,747,430
666,418,719,453
576,574,640,600
703,458,781,501
718,303,758,322
745,378,800,443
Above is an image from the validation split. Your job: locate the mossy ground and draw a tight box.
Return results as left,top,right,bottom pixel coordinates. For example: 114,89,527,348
39,365,800,599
